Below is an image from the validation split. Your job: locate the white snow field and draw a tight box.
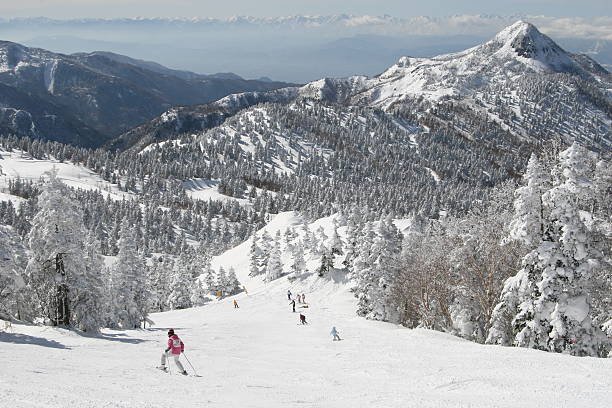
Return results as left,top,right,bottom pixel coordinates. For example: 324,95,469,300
2,270,611,408
0,149,129,201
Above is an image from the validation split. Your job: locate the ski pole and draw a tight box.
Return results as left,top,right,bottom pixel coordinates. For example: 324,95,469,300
182,352,199,377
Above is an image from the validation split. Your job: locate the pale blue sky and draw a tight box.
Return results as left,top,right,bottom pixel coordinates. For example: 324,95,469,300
0,0,609,19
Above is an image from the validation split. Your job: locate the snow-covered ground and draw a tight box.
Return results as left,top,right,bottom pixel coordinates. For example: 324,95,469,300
2,273,611,408
0,149,129,201
182,179,248,205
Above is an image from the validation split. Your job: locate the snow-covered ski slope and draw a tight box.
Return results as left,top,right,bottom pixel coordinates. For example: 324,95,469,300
2,273,611,407
2,211,611,407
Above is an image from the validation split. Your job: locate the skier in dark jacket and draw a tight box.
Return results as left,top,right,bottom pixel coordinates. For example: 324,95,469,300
300,313,307,325
291,299,296,312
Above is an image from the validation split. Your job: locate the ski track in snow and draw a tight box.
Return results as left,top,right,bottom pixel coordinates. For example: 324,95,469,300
1,271,611,408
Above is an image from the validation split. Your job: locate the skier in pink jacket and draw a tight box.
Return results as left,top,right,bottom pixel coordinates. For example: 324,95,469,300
159,328,187,375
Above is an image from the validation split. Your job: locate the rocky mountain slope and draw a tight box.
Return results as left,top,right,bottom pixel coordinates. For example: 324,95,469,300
0,41,293,147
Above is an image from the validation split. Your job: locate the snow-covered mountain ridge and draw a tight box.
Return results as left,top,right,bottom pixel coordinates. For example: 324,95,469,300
299,21,610,107
129,21,610,158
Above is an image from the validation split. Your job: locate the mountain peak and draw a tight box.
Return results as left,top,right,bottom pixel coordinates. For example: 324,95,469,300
492,20,565,60
494,20,537,42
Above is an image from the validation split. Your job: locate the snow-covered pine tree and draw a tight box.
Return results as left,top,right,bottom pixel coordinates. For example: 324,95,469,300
249,235,263,276
201,267,216,295
487,157,545,343
190,278,209,307
532,143,604,356
301,225,314,253
25,172,104,331
147,256,173,312
283,227,296,252
291,240,306,277
216,267,228,296
342,216,362,269
487,156,548,346
590,158,612,350
0,225,27,320
71,231,105,332
362,216,402,322
259,231,272,273
314,226,328,256
168,254,194,310
329,223,343,255
225,267,242,296
489,143,606,356
508,154,547,248
265,237,283,282
317,249,334,277
351,221,375,281
111,217,150,328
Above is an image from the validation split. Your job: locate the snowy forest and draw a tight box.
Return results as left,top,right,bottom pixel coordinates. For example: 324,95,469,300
0,139,609,357
247,143,611,357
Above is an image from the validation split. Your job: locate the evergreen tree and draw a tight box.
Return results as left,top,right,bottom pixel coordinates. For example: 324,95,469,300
317,249,334,277
216,267,228,296
508,154,547,248
265,237,283,282
111,217,149,328
190,278,209,306
249,235,263,276
0,225,27,320
488,144,606,356
225,267,242,296
168,255,193,310
148,256,173,312
532,143,604,356
201,267,217,295
25,172,104,331
71,231,105,332
329,224,343,255
353,217,402,321
259,231,272,273
291,241,307,277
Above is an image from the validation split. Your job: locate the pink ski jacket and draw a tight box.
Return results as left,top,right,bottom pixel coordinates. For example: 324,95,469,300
167,335,185,355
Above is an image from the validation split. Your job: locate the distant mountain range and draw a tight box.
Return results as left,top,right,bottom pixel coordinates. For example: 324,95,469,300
120,21,610,152
0,41,293,147
3,15,610,83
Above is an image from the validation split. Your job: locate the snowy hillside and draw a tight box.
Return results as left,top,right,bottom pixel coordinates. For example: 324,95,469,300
2,269,611,407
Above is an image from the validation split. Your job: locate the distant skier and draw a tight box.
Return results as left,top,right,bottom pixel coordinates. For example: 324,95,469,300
159,328,187,375
233,299,239,309
301,293,306,304
287,290,292,300
330,326,341,341
299,313,307,325
291,299,296,312
297,294,302,303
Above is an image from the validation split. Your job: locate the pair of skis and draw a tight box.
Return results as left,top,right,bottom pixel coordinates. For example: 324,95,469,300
156,366,202,377
157,352,201,377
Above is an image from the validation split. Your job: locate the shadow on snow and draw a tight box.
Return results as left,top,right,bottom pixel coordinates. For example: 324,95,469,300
0,331,71,349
